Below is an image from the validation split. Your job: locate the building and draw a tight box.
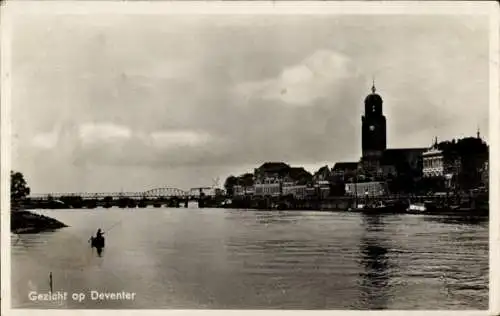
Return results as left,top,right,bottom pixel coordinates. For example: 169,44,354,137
253,179,281,197
254,162,290,181
233,185,244,196
421,136,488,190
189,187,216,197
381,148,427,177
282,183,308,199
422,143,445,178
314,181,331,198
361,83,387,175
313,165,331,183
421,138,462,180
359,83,427,185
253,162,288,197
233,185,254,196
345,181,388,197
445,158,462,190
286,167,313,185
332,162,359,182
253,162,312,197
481,161,489,188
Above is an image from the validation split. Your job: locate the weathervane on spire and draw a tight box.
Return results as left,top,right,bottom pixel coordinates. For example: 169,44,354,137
371,77,376,94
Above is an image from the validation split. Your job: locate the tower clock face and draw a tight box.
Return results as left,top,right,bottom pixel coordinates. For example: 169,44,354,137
369,125,375,131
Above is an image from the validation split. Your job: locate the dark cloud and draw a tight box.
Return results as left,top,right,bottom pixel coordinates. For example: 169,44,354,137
10,13,489,192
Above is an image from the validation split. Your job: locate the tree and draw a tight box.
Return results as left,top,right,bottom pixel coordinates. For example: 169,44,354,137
224,175,239,197
11,171,31,202
239,173,254,187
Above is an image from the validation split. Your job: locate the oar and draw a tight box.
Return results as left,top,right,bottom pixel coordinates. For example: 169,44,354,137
104,220,122,233
89,220,122,241
88,220,124,249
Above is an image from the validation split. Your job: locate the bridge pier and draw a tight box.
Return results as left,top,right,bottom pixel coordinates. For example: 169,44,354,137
27,187,215,209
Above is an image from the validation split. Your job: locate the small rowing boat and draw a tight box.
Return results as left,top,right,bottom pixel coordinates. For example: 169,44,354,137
90,236,105,249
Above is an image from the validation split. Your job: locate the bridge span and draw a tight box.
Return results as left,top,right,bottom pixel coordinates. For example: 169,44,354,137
28,187,219,200
21,187,225,209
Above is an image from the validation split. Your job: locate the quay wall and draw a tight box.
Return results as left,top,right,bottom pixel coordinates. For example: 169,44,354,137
15,192,488,216
227,193,489,214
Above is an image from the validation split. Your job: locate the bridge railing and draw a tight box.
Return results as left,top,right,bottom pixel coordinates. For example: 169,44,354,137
28,188,194,200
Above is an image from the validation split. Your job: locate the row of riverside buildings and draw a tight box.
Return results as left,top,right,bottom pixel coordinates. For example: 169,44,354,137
232,162,331,199
230,84,489,199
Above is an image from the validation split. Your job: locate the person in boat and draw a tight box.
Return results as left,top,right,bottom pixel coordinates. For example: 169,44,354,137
96,228,104,239
89,228,106,250
89,229,104,243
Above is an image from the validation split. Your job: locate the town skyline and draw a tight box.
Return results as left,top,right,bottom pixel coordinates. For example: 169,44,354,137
10,13,489,193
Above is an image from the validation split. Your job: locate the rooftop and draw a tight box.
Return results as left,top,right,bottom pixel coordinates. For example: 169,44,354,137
288,167,313,180
385,148,428,153
256,162,290,172
332,162,359,170
423,148,443,156
380,148,428,167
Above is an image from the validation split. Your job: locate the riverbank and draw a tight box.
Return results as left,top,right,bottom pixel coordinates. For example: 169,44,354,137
221,206,489,217
225,194,488,216
11,210,68,234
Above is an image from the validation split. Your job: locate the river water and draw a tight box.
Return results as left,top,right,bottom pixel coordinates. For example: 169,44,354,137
11,207,488,309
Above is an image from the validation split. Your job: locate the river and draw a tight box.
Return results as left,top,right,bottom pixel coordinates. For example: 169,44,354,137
11,207,488,309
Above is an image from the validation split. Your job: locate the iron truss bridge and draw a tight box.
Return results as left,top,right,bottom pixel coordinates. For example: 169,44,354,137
29,187,215,200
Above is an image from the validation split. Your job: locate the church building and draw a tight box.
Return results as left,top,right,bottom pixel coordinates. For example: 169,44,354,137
359,83,427,180
332,82,428,188
360,83,387,175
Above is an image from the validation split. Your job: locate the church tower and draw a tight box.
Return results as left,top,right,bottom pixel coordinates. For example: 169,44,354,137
361,82,387,174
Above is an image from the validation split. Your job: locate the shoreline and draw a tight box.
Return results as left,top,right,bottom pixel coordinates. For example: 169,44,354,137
223,206,489,217
11,210,68,234
20,204,489,217
223,195,488,217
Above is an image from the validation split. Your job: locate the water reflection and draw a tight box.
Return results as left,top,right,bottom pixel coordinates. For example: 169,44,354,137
358,214,391,309
11,209,488,309
362,214,384,232
423,215,488,226
253,211,299,225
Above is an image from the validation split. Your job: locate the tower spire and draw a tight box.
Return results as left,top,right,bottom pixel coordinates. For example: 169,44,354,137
371,77,376,94
477,126,481,139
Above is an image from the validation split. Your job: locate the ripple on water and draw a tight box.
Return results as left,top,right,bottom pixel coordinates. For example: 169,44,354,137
10,209,489,310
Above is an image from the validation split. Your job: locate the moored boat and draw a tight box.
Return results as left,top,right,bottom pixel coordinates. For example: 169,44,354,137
360,201,392,214
348,201,394,214
347,203,365,212
407,203,427,213
90,236,105,249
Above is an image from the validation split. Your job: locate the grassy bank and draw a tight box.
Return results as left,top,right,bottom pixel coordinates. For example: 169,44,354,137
11,210,68,234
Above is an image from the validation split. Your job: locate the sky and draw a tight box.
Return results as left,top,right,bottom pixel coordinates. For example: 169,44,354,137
9,13,490,193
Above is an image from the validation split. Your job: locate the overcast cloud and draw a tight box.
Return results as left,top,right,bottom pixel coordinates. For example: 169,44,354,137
9,14,490,193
